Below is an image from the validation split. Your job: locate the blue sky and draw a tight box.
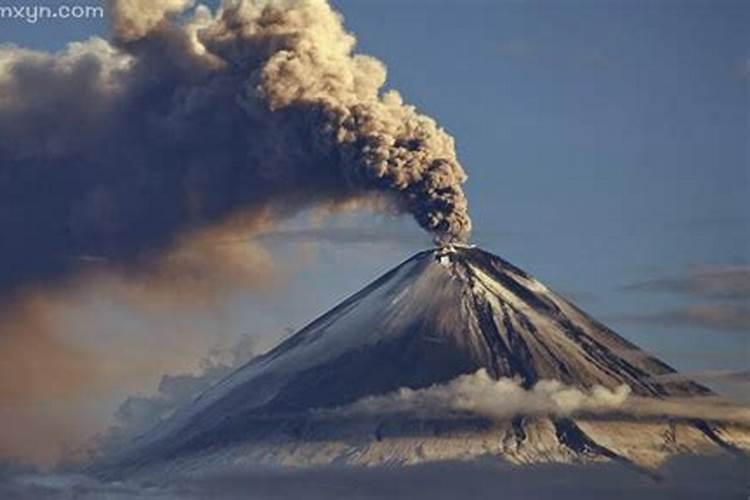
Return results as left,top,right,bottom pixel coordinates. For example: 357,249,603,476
2,0,747,393
280,0,748,380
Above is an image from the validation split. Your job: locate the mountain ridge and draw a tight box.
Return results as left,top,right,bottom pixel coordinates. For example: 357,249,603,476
98,246,748,477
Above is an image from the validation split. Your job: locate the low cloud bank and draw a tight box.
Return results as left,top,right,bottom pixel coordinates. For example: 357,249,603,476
327,369,632,419
325,369,750,424
0,456,746,500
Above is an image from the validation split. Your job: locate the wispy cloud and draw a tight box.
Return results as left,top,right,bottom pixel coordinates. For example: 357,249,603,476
623,266,750,300
619,266,750,333
649,369,750,385
650,370,750,404
615,304,750,334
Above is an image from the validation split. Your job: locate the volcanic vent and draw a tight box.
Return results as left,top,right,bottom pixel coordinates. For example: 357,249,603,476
104,246,748,475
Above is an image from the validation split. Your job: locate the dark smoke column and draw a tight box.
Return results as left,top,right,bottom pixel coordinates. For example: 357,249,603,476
208,0,473,244
0,0,472,299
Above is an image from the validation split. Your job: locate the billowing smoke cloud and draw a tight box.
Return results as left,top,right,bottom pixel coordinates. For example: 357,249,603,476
0,0,470,464
109,0,196,41
0,0,471,302
326,369,632,419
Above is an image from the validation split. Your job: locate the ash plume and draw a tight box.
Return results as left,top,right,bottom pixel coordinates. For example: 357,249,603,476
0,0,471,464
0,0,471,303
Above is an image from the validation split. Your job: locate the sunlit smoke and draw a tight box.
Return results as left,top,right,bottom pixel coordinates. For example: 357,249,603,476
0,0,471,464
0,0,471,302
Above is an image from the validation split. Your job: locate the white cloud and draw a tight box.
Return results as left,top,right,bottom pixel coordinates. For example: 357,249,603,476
325,369,631,419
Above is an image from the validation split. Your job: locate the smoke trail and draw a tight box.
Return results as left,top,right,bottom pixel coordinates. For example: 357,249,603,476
0,0,471,302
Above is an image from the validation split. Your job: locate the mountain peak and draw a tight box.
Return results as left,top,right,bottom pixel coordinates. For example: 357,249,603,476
103,247,740,477
181,246,709,417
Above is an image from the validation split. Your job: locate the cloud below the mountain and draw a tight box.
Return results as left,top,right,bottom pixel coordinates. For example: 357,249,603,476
0,456,746,500
326,369,632,419
326,369,750,423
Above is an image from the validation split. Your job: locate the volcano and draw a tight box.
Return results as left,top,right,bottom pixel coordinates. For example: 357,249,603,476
103,246,749,476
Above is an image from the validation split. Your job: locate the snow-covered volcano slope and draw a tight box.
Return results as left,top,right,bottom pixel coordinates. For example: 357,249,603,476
102,246,749,475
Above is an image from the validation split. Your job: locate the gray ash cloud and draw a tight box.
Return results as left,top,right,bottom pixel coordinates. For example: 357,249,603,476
0,0,471,301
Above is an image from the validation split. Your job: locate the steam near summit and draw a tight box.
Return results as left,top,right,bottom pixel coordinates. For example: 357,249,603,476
0,0,470,300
